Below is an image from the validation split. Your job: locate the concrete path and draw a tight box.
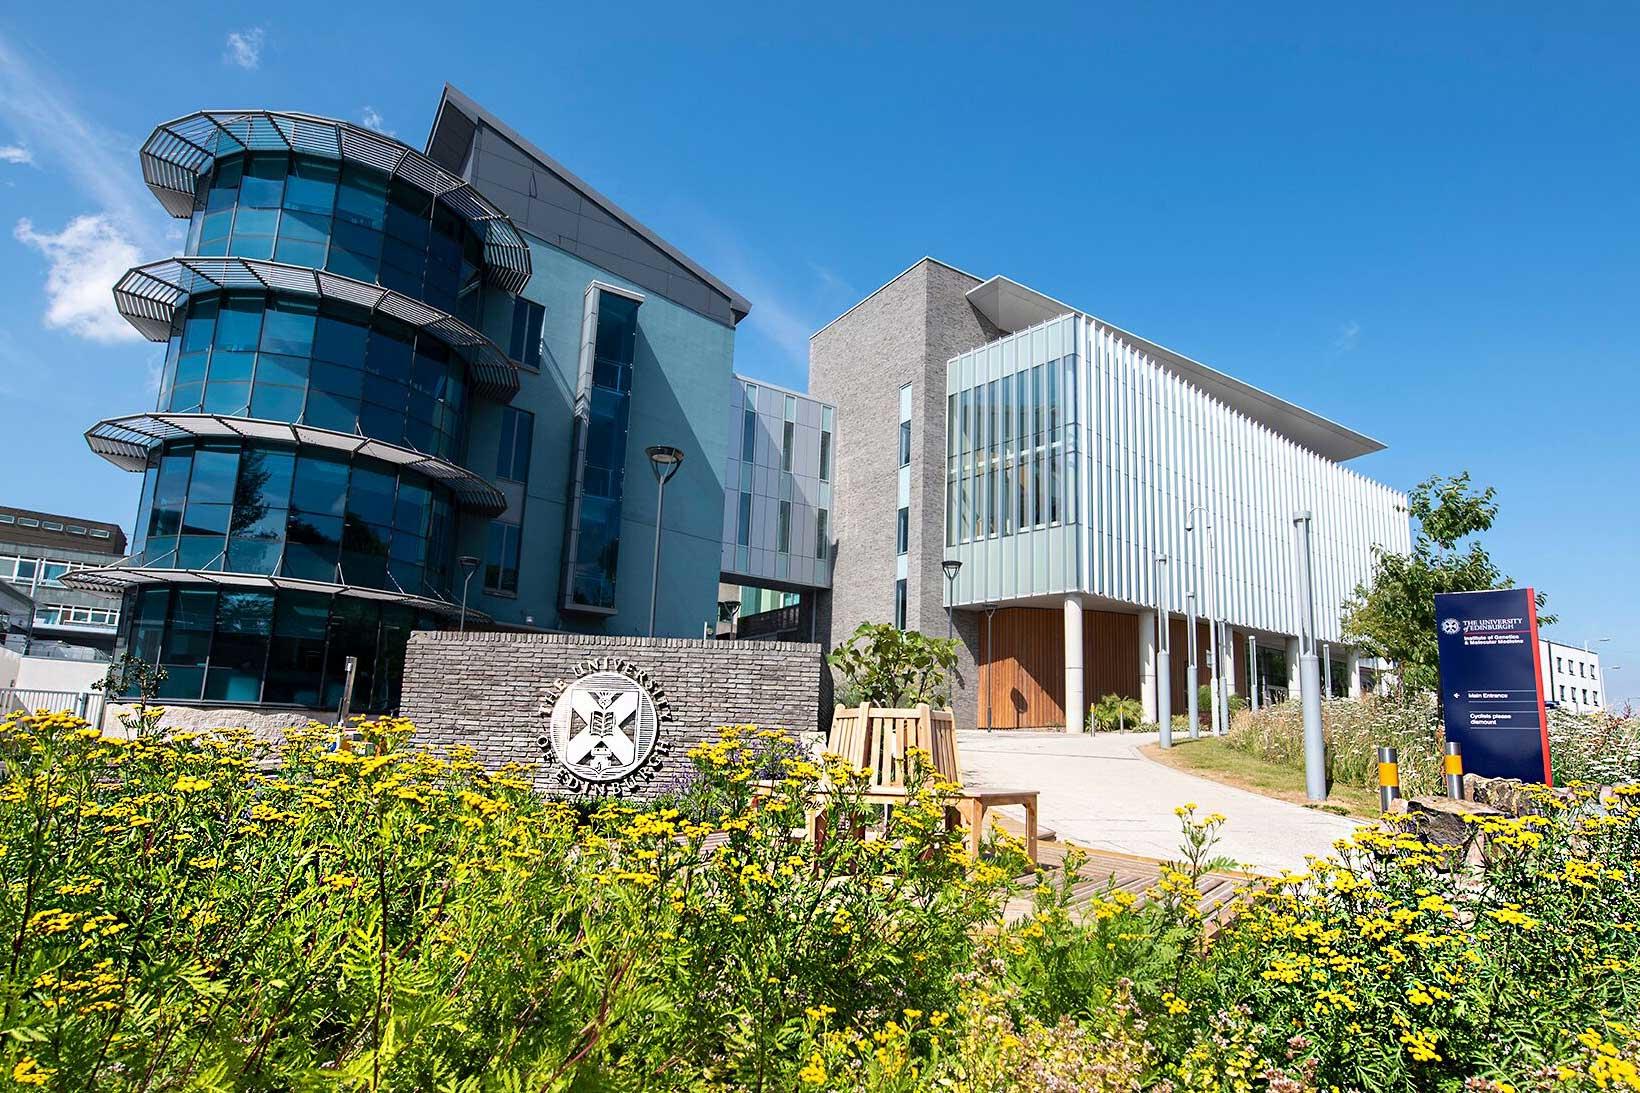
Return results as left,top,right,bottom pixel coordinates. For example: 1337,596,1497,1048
957,729,1361,876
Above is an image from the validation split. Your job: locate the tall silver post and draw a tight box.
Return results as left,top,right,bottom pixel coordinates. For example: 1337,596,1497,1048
1156,554,1172,748
1185,590,1199,740
648,472,667,637
1248,632,1260,712
1293,510,1326,802
1206,526,1222,737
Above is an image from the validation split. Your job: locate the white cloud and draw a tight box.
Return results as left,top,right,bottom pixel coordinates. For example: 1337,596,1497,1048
1334,320,1361,353
0,32,167,344
0,33,164,246
0,144,33,165
13,215,143,343
223,28,265,70
359,107,395,136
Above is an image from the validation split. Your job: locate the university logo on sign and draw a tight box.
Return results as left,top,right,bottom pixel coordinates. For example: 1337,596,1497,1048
539,658,673,794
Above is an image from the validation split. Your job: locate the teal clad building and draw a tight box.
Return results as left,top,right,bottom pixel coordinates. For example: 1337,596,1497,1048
68,86,752,715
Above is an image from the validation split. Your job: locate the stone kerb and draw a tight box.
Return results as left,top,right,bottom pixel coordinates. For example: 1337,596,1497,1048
399,631,826,800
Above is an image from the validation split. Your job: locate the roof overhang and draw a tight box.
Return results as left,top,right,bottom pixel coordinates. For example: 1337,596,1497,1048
964,275,1386,462
141,109,530,293
426,83,751,324
60,564,486,623
113,257,519,401
85,413,508,515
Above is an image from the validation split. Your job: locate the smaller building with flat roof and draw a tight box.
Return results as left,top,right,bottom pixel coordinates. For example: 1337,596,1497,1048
0,506,127,660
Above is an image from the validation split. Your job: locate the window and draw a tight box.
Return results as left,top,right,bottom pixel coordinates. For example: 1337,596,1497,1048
898,420,911,467
496,406,533,482
896,506,909,555
816,509,828,560
818,428,832,481
782,420,795,472
1583,688,1590,704
1556,656,1563,671
737,492,752,547
508,298,545,368
777,500,791,554
484,521,520,594
894,579,908,630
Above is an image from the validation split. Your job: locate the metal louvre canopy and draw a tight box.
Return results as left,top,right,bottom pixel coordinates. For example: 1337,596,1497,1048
85,413,509,516
114,257,519,400
142,110,530,293
60,563,487,624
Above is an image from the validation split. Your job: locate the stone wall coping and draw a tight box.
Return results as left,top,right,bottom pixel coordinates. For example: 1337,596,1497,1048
408,631,821,654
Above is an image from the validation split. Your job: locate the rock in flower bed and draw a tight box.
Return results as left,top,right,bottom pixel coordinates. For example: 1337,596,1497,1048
1,710,1638,1090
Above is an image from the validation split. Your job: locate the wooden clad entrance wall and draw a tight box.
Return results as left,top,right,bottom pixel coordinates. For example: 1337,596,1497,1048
977,607,1143,730
1166,617,1214,721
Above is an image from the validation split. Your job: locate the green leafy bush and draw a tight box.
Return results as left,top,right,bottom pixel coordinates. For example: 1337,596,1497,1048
1089,693,1144,732
828,622,959,707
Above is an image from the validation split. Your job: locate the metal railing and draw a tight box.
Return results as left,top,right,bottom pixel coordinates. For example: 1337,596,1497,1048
0,688,105,725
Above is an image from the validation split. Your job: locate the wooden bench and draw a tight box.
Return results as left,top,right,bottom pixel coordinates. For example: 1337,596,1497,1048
819,703,1039,864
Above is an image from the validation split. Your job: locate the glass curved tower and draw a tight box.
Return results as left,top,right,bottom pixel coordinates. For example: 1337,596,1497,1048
65,111,530,712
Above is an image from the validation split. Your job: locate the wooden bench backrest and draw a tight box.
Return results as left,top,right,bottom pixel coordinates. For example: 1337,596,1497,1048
827,703,962,788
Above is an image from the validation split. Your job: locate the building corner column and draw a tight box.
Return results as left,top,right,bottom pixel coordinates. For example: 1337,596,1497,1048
1139,608,1158,724
1346,648,1363,700
1064,596,1084,733
1286,635,1302,699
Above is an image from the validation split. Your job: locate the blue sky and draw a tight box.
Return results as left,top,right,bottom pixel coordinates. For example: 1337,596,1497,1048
2,3,1637,699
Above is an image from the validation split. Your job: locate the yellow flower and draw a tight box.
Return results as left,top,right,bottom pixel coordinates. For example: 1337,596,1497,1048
797,1053,827,1085
11,1058,53,1086
172,774,213,793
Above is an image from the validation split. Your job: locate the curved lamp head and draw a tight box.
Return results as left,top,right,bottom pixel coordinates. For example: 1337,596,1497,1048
646,444,685,484
458,555,480,572
941,559,962,581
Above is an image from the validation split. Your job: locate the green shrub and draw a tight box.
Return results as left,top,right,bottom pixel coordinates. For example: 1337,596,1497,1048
828,622,959,707
1089,693,1144,732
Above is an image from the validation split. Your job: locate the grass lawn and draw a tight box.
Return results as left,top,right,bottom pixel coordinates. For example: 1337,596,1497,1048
1141,737,1382,819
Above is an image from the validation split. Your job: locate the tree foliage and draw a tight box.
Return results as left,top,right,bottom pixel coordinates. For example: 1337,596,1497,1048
827,622,960,707
1343,472,1552,696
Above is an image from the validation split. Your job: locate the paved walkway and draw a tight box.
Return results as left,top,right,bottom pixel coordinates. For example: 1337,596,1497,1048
958,730,1361,876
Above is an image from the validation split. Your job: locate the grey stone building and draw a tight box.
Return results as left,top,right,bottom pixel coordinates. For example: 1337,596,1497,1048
0,506,126,660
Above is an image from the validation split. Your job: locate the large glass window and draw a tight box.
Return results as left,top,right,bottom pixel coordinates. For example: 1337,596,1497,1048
191,151,487,314
122,585,430,712
496,406,533,483
485,521,520,594
508,298,545,368
566,290,639,611
158,293,470,462
132,441,456,598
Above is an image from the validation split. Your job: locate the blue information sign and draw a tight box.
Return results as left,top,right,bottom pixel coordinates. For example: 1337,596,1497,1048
1434,588,1552,784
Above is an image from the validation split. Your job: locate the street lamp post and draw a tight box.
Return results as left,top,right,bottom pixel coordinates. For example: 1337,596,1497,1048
1155,554,1172,748
1187,507,1223,737
644,445,685,637
718,599,740,640
1185,588,1200,740
1293,510,1327,802
457,555,480,632
941,559,962,640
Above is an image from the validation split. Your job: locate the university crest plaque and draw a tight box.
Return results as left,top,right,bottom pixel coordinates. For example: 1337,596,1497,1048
538,657,673,794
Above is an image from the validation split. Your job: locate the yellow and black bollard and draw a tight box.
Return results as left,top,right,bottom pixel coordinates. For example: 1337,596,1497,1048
1443,741,1464,799
1377,746,1401,812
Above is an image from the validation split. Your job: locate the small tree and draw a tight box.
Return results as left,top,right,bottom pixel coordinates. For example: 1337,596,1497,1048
827,622,959,707
93,653,167,737
1090,693,1144,732
1343,472,1553,697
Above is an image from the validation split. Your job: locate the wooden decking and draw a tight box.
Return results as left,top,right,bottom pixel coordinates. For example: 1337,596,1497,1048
996,830,1249,926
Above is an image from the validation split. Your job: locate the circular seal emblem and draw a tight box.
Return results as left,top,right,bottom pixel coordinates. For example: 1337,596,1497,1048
1441,618,1461,636
538,658,673,795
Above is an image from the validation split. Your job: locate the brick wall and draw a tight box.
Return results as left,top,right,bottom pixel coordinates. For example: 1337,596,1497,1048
400,631,827,798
